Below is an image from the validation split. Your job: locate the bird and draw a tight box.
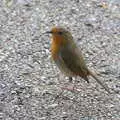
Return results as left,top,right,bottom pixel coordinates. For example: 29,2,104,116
46,27,110,93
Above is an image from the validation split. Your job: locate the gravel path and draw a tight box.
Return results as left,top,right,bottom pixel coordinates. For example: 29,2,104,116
0,0,120,120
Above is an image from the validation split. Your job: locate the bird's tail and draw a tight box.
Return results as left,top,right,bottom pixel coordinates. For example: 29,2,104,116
88,70,111,94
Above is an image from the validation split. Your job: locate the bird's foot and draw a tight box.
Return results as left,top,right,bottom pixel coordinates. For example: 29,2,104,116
60,85,82,92
60,86,75,92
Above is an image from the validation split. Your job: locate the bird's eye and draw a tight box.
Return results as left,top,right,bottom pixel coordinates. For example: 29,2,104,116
58,31,63,35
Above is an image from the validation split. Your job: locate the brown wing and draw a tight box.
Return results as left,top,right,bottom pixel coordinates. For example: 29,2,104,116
59,45,89,78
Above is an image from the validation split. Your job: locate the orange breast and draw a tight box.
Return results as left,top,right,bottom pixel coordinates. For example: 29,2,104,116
51,36,62,59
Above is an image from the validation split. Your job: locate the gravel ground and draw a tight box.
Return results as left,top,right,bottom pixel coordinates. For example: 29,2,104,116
0,0,120,120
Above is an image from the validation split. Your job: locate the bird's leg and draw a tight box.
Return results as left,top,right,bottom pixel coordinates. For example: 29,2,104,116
69,77,73,82
84,77,89,83
59,77,78,92
59,77,84,92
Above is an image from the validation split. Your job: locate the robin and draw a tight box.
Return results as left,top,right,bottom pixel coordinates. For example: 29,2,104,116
46,27,110,93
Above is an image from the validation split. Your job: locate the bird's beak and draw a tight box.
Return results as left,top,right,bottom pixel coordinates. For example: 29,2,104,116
45,31,52,34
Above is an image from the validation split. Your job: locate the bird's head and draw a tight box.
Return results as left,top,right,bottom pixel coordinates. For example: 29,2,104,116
46,27,73,45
